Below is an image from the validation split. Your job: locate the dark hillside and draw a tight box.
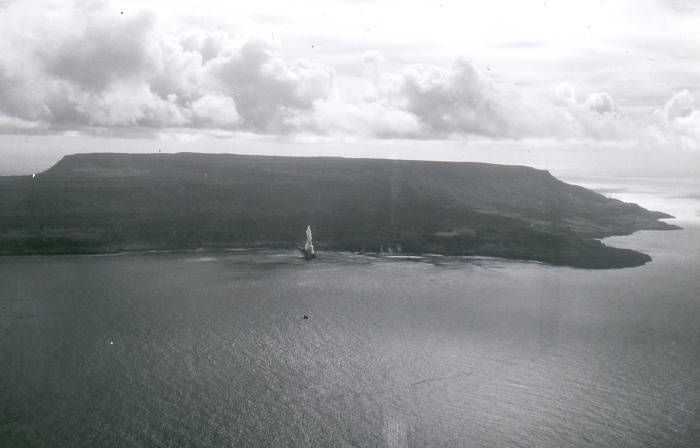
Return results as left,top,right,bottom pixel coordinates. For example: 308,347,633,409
0,153,677,268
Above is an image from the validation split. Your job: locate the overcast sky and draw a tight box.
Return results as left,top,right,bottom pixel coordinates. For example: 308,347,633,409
0,0,698,174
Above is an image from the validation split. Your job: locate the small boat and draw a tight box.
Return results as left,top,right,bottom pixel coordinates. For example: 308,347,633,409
298,225,316,260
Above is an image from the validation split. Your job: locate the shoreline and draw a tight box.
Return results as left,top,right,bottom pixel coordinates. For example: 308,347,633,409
0,238,669,269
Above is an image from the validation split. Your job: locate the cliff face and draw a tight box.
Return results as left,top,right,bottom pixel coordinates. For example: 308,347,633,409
0,153,678,268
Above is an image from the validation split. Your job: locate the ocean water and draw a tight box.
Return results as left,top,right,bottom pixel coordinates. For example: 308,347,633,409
1,177,699,447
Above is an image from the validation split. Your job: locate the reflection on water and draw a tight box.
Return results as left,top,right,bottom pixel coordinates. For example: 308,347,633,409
1,176,699,447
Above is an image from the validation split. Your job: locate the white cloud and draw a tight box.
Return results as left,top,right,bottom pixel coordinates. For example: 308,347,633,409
0,0,696,150
0,2,334,134
554,83,577,106
42,9,155,91
190,94,240,127
662,89,696,120
653,90,700,150
203,36,335,132
310,96,423,138
362,50,384,81
379,57,510,137
585,92,616,114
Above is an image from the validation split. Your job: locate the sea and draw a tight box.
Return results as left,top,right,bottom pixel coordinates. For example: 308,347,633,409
1,175,699,448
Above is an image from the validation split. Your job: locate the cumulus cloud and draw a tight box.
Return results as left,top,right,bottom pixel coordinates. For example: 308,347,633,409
662,89,695,120
653,90,700,150
0,2,334,133
380,57,511,137
0,0,694,149
190,94,240,127
359,59,633,140
42,10,155,91
585,92,616,114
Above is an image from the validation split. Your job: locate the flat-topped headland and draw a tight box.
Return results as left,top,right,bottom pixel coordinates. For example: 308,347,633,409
0,153,678,268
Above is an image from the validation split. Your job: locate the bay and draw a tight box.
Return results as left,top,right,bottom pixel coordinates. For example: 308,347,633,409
1,176,699,447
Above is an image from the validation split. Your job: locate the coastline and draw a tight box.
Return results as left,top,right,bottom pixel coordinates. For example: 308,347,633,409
0,153,680,269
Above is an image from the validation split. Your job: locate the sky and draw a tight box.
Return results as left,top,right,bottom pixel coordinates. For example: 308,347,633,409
0,0,698,175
